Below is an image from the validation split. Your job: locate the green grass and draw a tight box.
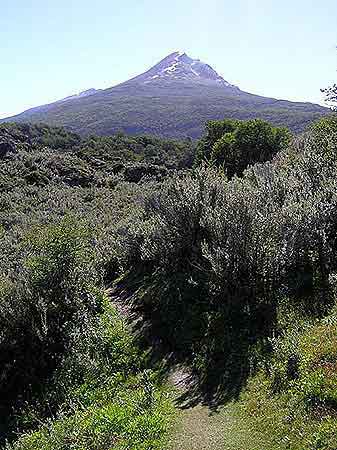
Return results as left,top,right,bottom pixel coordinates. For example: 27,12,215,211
228,309,337,450
5,301,175,450
9,377,173,450
167,308,337,450
169,404,226,450
167,396,281,450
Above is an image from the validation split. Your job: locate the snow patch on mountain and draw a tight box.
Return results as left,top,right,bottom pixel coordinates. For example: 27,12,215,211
126,51,239,89
58,88,102,103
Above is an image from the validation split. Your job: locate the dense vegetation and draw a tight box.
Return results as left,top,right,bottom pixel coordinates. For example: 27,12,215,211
0,115,337,449
194,118,291,175
0,123,190,449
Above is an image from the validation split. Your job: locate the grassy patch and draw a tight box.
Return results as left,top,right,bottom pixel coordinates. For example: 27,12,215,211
237,310,337,450
9,377,173,450
5,301,175,450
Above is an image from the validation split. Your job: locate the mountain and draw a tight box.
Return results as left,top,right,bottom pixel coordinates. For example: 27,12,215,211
125,51,237,87
1,51,329,138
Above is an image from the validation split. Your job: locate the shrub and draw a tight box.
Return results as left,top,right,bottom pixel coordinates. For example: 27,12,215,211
55,299,140,394
0,217,100,417
5,302,173,450
195,118,291,177
242,307,337,450
115,117,337,394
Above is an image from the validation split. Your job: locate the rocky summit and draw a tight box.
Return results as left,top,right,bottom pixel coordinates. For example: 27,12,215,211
125,51,238,88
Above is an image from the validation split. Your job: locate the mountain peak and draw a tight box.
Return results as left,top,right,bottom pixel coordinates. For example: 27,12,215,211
125,51,238,88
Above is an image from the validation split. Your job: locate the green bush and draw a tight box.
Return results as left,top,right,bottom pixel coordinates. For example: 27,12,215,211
195,118,291,177
55,298,140,394
1,117,337,449
240,307,337,450
7,378,172,450
115,117,337,394
0,217,100,419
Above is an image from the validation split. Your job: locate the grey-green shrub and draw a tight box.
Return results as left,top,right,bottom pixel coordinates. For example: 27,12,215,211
116,116,337,387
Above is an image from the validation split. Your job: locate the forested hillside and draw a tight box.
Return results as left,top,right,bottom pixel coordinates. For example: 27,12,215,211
1,52,329,138
0,115,337,450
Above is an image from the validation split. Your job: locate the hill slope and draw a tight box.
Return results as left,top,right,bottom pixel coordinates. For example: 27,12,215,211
1,51,329,137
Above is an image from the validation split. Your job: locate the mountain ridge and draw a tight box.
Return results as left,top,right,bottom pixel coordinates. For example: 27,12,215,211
1,51,330,138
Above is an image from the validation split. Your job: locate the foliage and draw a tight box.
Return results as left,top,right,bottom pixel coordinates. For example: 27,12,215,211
1,117,337,449
321,49,336,110
240,306,337,450
115,116,337,399
0,122,176,449
0,218,100,419
0,122,81,151
195,118,291,176
5,301,173,450
322,83,337,108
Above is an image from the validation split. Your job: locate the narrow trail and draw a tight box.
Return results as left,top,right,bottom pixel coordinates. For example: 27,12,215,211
106,288,267,450
167,366,228,450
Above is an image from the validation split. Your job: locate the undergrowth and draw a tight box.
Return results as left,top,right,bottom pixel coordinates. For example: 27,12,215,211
238,303,337,450
5,299,174,450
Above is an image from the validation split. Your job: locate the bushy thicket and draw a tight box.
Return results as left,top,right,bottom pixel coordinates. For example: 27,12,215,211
195,118,291,176
5,297,172,450
0,122,187,279
0,218,100,424
0,123,81,153
115,116,337,394
0,123,177,448
1,116,337,449
0,217,172,449
0,129,193,202
0,122,194,168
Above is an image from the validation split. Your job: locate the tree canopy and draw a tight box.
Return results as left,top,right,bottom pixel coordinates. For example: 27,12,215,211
195,118,291,177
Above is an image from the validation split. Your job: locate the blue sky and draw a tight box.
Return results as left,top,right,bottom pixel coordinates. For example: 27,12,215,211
1,0,336,118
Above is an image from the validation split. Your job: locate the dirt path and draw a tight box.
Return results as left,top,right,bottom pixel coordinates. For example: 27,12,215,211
108,290,228,450
167,366,228,450
107,288,269,450
166,365,277,450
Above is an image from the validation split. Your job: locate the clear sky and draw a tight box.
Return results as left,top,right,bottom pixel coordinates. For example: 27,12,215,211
1,0,336,118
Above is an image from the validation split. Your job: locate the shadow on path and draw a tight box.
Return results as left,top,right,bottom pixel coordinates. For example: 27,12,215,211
107,286,253,413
